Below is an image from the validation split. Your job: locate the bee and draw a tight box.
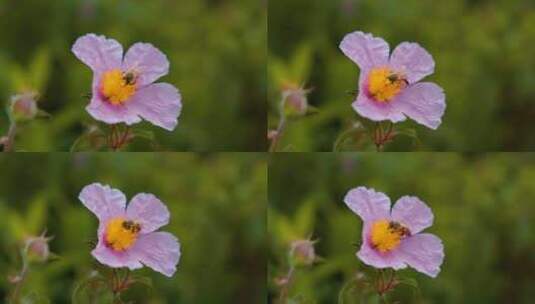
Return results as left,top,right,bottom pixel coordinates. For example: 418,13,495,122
388,221,411,238
122,72,137,85
122,220,141,233
387,73,409,87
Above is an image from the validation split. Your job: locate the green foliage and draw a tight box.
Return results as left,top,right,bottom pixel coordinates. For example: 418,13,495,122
269,0,535,151
0,0,266,151
0,154,267,303
269,153,535,303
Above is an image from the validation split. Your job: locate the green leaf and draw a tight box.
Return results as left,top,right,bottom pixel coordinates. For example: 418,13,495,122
29,48,51,93
20,292,50,304
394,127,422,148
128,275,154,293
71,273,111,304
26,198,47,234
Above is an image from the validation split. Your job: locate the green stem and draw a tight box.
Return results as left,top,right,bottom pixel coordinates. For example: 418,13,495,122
269,117,286,152
10,242,31,303
3,122,17,152
277,266,294,304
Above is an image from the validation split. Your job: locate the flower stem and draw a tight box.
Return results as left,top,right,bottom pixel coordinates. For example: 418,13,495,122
9,242,31,302
373,122,394,151
111,268,131,303
269,117,286,152
2,122,17,152
277,265,294,303
108,125,131,151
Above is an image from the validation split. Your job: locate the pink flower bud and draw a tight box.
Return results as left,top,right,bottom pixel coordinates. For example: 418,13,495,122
25,231,53,262
289,239,317,267
9,92,38,122
282,87,310,118
267,130,278,141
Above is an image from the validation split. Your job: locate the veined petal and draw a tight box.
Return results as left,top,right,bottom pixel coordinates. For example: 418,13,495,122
344,186,391,222
79,183,126,221
132,232,181,277
123,42,170,86
72,34,123,73
390,42,435,84
396,82,446,130
340,31,390,70
130,83,182,131
391,196,433,234
398,233,444,278
126,193,170,234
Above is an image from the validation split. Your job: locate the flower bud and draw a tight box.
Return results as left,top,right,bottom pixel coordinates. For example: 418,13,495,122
282,87,309,118
25,231,53,262
289,239,317,267
9,92,38,122
267,130,278,141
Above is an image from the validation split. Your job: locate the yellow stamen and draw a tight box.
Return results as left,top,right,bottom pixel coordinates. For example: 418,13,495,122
105,217,141,251
370,219,410,253
100,69,137,105
367,67,407,102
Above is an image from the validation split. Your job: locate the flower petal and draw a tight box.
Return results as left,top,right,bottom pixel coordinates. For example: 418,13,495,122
126,193,170,234
86,93,142,126
344,186,391,222
357,223,407,270
353,90,407,123
130,83,182,131
390,42,435,83
340,31,389,70
132,232,181,277
391,196,433,234
92,224,143,270
395,82,446,130
72,34,123,73
123,42,170,86
398,233,444,278
79,183,126,221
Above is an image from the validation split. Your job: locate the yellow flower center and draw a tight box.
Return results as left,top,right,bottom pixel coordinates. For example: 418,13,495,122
367,67,408,102
104,217,141,251
100,69,137,105
370,219,411,253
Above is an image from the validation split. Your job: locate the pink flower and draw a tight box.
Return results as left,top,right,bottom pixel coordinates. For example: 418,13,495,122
72,34,182,131
344,186,444,278
79,183,181,277
340,31,446,129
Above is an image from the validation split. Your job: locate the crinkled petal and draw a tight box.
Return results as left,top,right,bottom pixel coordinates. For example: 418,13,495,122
79,183,126,221
396,82,446,130
353,91,407,123
129,83,182,131
92,224,143,270
391,196,433,234
132,232,181,277
123,43,170,87
398,233,444,278
390,42,435,83
126,193,170,234
357,223,407,270
72,34,123,73
86,93,142,125
340,31,390,70
344,186,391,222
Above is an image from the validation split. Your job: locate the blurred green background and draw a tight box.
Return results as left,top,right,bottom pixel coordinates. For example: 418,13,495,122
0,0,266,151
268,0,535,151
269,153,535,303
0,153,266,303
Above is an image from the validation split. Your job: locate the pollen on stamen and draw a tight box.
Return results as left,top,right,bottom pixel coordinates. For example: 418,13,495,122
366,67,408,102
104,217,141,251
100,69,137,105
370,219,410,253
